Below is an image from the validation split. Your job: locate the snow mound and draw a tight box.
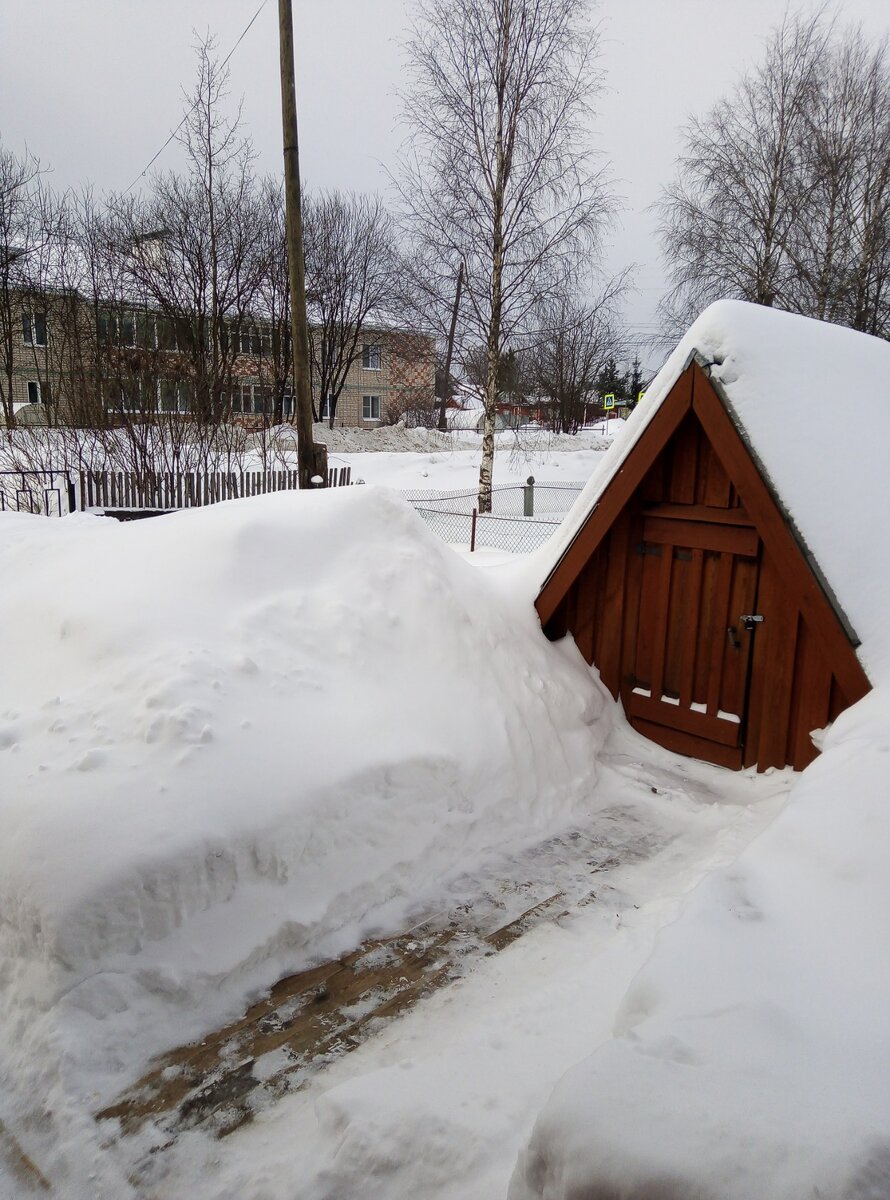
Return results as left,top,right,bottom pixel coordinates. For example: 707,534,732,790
510,694,890,1200
274,423,456,453
0,486,605,1191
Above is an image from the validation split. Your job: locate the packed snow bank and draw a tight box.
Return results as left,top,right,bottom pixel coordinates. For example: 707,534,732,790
511,302,890,1200
0,486,606,1191
510,696,890,1200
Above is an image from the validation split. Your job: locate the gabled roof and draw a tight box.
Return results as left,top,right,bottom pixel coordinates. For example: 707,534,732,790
534,300,890,685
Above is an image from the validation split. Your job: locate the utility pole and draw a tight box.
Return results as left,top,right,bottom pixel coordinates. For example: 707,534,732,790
278,0,317,488
437,260,464,432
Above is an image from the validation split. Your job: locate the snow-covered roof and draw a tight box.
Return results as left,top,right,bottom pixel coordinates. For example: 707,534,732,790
512,300,890,1200
446,407,484,431
534,300,890,683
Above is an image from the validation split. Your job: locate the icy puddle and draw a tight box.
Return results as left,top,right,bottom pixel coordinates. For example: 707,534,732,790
97,733,791,1200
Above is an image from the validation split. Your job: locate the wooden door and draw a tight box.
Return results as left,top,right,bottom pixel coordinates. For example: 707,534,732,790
623,505,761,769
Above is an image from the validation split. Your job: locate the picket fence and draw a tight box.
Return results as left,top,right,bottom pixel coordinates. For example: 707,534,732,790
79,465,351,511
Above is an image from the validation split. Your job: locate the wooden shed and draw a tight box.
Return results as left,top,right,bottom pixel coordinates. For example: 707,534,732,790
536,312,875,772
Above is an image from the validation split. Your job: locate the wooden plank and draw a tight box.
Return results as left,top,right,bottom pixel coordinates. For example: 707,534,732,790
573,553,600,666
619,511,644,697
639,455,665,503
575,547,602,667
705,551,734,717
642,516,758,556
629,716,744,770
537,368,694,626
642,502,753,526
677,548,703,708
647,540,674,702
720,551,760,720
634,544,663,690
597,510,631,694
751,552,800,770
828,676,848,722
626,690,742,747
691,360,870,707
788,620,833,770
666,414,698,504
697,436,734,507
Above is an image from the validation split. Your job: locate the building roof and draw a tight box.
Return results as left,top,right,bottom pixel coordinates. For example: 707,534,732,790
534,300,890,683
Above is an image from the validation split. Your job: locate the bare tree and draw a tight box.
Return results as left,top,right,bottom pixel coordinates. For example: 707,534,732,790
658,11,829,331
658,12,890,342
530,281,625,432
0,141,47,429
303,189,398,427
254,177,293,426
396,0,615,510
106,35,265,445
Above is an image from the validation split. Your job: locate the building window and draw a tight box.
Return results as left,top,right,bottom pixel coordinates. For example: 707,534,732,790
97,312,136,347
159,381,192,414
362,343,381,371
319,394,333,420
27,380,51,404
156,317,178,352
362,394,380,420
231,383,273,416
22,312,47,347
253,386,273,415
118,383,144,413
282,392,293,417
236,327,269,357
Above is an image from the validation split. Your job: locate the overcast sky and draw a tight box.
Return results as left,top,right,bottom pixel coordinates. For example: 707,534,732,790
2,0,889,366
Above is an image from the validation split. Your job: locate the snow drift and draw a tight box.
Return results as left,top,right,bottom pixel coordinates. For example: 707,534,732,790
511,301,890,1200
0,486,604,1191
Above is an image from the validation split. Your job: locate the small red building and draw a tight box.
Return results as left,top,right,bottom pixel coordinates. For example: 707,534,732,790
535,302,882,772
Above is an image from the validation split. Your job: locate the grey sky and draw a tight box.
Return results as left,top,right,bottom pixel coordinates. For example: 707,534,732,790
2,0,889,366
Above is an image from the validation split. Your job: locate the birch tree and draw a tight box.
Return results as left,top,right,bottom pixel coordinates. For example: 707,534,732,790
396,0,613,510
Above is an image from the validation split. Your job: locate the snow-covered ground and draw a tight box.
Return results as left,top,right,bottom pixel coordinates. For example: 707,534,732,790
273,423,617,492
128,731,788,1200
2,343,887,1200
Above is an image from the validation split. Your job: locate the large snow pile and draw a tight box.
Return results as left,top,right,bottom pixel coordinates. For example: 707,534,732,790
511,302,890,1199
0,487,605,1193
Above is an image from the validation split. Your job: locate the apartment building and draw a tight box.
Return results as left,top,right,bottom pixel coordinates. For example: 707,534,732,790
1,289,435,429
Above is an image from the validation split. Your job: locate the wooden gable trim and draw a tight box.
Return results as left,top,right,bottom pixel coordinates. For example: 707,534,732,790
689,361,871,705
535,367,694,626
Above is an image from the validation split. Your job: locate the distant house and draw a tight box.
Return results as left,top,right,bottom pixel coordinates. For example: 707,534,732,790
535,300,884,772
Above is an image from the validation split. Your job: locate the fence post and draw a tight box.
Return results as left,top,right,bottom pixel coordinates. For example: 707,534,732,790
524,475,535,517
470,507,477,552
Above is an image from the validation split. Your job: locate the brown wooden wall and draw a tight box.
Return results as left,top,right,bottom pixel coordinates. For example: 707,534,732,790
544,394,868,772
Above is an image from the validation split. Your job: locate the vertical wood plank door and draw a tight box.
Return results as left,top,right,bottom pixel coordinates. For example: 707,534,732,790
623,506,761,769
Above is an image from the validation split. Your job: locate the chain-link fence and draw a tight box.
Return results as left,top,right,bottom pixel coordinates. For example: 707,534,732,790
403,479,586,554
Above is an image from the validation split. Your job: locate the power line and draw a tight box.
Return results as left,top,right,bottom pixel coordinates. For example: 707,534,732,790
123,0,271,194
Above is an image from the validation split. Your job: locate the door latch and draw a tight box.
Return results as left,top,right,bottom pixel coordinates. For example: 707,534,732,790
740,614,764,632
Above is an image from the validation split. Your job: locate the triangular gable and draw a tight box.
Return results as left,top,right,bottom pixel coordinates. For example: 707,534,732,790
536,361,870,740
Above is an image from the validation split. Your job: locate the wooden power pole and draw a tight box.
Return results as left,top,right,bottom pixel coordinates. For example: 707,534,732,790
437,260,464,432
278,0,317,488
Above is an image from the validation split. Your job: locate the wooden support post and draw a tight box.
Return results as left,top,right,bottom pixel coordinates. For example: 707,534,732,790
278,0,318,489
